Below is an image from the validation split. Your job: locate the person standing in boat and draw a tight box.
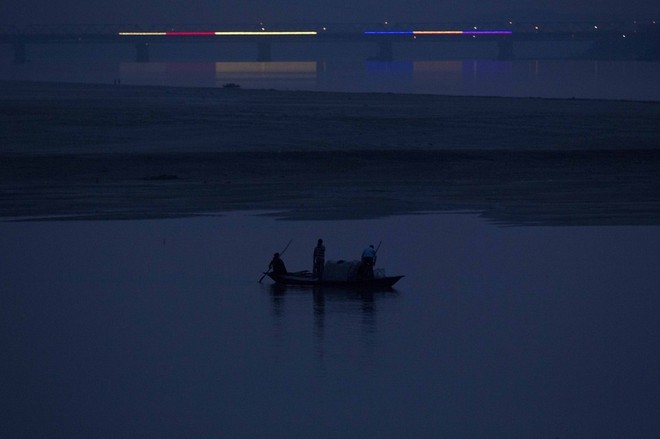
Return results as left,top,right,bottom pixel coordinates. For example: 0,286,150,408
361,244,377,278
269,252,287,275
313,238,325,279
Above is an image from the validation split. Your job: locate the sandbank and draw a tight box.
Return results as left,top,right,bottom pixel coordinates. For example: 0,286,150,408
2,80,660,225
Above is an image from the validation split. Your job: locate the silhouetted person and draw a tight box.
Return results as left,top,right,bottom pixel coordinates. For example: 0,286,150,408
313,238,325,279
360,244,376,278
269,252,287,275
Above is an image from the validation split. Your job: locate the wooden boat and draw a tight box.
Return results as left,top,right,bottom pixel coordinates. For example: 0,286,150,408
266,270,404,289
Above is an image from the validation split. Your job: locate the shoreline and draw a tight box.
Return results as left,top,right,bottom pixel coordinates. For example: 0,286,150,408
4,77,660,104
5,78,660,103
3,149,660,225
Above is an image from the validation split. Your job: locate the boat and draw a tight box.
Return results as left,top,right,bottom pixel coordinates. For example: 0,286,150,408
266,271,404,288
265,259,404,289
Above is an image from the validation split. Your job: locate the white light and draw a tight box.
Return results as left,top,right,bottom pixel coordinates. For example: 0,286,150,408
118,32,167,36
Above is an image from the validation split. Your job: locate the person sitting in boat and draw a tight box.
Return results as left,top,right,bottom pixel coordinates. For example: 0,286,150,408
360,244,377,278
269,252,287,275
313,238,325,279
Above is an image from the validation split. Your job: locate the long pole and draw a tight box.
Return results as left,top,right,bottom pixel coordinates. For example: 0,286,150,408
259,239,292,283
373,240,383,266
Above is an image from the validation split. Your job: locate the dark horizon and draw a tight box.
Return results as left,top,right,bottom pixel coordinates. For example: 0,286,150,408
2,0,659,28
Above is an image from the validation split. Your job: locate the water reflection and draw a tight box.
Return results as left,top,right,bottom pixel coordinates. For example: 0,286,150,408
112,59,660,100
2,56,658,100
268,284,398,369
268,284,396,323
215,61,317,88
3,213,660,437
117,60,318,88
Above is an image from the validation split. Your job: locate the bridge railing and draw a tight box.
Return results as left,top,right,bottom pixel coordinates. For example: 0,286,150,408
0,21,654,36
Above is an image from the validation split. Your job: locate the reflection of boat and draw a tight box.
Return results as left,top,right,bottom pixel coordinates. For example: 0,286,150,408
266,270,404,289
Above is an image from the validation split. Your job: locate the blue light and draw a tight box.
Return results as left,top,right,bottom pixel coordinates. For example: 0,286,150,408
363,31,414,35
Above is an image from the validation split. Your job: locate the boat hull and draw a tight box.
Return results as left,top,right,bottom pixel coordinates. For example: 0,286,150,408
267,271,404,289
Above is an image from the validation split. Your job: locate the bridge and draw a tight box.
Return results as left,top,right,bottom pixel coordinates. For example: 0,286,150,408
1,22,658,63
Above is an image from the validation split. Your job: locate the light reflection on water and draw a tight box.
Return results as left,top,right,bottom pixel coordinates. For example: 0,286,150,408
2,212,660,437
120,59,660,100
2,58,659,100
269,285,389,377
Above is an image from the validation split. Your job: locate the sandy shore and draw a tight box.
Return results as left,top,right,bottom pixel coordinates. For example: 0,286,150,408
2,80,660,224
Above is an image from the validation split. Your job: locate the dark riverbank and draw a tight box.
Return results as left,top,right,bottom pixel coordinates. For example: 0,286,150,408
3,149,660,225
2,81,660,224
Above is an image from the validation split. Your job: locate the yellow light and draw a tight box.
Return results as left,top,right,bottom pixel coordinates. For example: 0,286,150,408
214,31,317,36
215,61,316,74
118,30,318,37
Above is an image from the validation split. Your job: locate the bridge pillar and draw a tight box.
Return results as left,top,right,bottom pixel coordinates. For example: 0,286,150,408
135,43,150,63
257,42,272,62
377,41,394,61
497,39,514,61
13,42,27,64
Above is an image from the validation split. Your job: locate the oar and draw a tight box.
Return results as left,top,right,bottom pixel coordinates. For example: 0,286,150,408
259,239,293,283
372,240,383,266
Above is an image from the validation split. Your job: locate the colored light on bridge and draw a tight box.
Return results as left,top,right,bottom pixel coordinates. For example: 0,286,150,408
118,32,167,36
457,30,512,35
118,31,318,36
215,31,317,35
364,30,512,36
363,31,414,35
167,31,215,36
413,31,464,35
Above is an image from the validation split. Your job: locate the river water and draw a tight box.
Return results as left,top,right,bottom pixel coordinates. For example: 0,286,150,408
2,42,660,437
2,212,660,437
1,49,659,101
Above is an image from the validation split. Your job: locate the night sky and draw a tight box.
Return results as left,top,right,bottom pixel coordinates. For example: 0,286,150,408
3,0,659,27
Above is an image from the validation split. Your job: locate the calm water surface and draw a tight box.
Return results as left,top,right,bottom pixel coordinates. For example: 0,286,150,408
2,212,660,437
2,57,659,101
